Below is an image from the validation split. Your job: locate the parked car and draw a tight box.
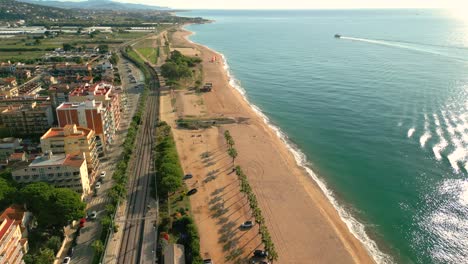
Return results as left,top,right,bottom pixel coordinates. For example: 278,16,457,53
97,177,104,183
187,188,198,195
240,220,254,229
253,250,268,258
88,211,97,220
100,171,106,178
63,257,71,264
184,173,193,180
67,247,75,257
95,182,101,189
203,259,213,264
250,260,270,264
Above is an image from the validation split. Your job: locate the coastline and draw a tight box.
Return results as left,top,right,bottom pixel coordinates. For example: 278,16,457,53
161,27,382,263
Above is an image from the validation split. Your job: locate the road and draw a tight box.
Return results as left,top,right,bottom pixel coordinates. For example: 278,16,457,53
64,55,145,264
117,60,160,264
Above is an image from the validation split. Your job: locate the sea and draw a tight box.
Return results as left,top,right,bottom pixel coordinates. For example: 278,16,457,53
181,9,468,264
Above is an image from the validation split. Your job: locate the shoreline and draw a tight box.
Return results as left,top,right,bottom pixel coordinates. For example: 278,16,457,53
162,26,382,263
182,27,392,263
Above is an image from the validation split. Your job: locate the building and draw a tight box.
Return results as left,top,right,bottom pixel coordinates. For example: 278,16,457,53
18,81,41,96
0,205,33,240
48,83,71,110
0,95,50,107
0,78,17,87
69,82,120,132
0,102,54,136
0,215,26,264
51,63,91,77
0,85,19,98
56,100,112,150
11,152,90,195
0,138,22,162
41,125,100,182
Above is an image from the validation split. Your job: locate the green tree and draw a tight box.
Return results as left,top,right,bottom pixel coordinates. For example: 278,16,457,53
91,239,104,255
49,188,86,227
19,182,54,222
109,52,119,64
227,148,238,164
63,43,73,51
98,44,109,54
0,178,16,209
46,236,62,253
35,248,55,264
160,175,182,195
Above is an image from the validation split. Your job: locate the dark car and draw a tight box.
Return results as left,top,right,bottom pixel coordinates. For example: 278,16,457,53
187,188,198,195
253,249,268,258
240,220,254,229
184,173,193,180
67,247,75,257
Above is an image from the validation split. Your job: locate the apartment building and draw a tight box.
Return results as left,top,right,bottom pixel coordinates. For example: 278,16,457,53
0,216,26,264
0,102,54,135
41,125,99,182
56,100,111,151
11,152,90,195
69,82,120,130
0,138,22,162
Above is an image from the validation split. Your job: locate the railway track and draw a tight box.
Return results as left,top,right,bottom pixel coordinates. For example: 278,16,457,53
117,61,160,264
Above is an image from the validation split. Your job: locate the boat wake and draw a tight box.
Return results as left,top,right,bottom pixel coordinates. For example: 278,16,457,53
339,36,468,62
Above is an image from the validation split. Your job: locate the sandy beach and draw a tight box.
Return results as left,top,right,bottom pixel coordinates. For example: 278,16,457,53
160,28,375,264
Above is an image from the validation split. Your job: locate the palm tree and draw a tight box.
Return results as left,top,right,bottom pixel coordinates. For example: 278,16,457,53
227,147,238,164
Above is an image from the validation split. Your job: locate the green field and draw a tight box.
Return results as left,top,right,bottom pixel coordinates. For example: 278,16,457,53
136,47,158,64
0,31,150,62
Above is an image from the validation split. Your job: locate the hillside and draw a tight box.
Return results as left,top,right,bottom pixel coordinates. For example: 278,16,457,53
0,0,73,20
19,0,170,11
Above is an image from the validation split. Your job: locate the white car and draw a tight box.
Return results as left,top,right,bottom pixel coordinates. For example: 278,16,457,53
63,256,71,264
100,171,106,178
88,211,97,220
95,182,101,189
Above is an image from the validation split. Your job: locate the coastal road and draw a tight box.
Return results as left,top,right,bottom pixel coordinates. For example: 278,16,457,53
117,60,160,264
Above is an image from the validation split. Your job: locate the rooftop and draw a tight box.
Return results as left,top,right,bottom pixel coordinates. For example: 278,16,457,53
41,124,93,140
57,100,103,110
29,153,85,168
69,82,113,97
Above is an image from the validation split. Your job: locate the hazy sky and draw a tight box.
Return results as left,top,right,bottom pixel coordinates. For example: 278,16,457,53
113,0,468,9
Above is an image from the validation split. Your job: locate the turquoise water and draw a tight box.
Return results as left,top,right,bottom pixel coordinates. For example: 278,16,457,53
183,10,468,263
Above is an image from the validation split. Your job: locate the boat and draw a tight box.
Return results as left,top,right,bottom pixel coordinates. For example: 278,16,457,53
334,34,341,38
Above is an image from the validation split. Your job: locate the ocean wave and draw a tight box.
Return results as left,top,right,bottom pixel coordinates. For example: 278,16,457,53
215,41,394,264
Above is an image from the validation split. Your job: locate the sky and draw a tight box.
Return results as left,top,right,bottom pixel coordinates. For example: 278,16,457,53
109,0,468,10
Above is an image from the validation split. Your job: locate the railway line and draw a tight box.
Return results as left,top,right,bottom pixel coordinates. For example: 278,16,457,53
117,60,160,264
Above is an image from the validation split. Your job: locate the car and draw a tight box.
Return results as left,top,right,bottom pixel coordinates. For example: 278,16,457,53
88,211,97,220
203,259,213,264
184,173,193,180
67,247,75,257
95,182,101,189
100,171,106,178
63,256,71,264
97,177,104,183
250,260,270,264
187,188,198,195
240,220,254,229
253,249,268,258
